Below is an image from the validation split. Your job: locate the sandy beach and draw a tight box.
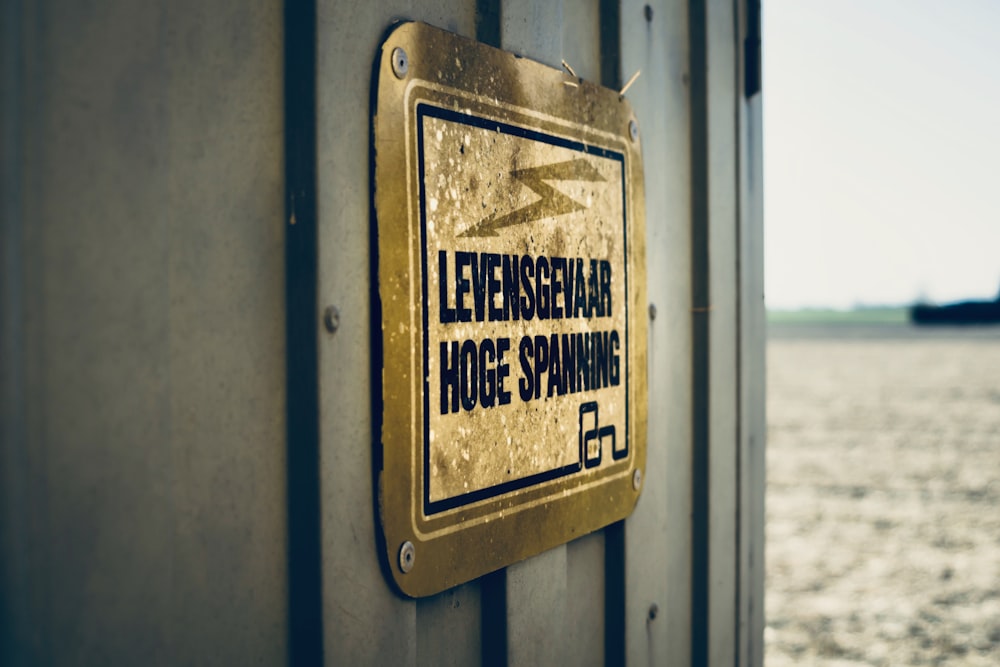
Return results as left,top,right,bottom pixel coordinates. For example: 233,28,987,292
766,323,1000,666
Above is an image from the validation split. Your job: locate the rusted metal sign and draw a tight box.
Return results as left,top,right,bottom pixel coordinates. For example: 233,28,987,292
373,21,647,597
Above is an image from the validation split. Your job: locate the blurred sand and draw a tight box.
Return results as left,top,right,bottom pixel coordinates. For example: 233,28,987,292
766,324,1000,666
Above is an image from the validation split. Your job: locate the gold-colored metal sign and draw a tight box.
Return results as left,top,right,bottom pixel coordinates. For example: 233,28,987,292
373,21,647,597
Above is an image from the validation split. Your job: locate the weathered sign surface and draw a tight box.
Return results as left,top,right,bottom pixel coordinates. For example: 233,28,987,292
373,21,647,597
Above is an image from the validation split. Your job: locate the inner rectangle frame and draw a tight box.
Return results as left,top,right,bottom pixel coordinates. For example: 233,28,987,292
416,102,631,516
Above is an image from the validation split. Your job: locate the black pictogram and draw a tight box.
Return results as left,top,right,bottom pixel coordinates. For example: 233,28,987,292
579,401,617,469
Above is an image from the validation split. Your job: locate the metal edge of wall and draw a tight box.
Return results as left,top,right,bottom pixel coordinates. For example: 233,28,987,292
735,1,764,664
690,0,765,664
737,0,765,664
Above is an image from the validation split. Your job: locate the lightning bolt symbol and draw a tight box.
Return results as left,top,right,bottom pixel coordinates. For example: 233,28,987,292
458,158,605,238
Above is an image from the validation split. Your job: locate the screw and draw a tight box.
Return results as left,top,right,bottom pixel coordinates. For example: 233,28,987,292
391,47,409,79
644,5,654,22
649,303,657,320
629,119,639,142
323,305,340,333
399,540,415,573
648,603,659,621
632,468,642,491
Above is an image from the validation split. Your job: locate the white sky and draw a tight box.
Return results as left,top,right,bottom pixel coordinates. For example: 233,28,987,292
764,0,1000,309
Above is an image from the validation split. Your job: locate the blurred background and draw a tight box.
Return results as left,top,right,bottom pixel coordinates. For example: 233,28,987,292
764,1,1000,664
766,0,1000,312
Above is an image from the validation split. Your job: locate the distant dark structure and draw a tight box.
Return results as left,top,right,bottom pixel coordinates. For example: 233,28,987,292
910,287,1000,325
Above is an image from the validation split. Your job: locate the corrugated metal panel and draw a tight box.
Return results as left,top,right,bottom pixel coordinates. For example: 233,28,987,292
704,0,741,663
316,0,417,663
498,3,580,666
407,2,485,658
619,1,694,664
410,8,485,666
560,3,609,663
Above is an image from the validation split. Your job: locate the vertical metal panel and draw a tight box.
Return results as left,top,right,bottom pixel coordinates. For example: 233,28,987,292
619,1,694,665
705,0,740,664
561,0,602,83
315,2,492,664
565,531,606,666
417,583,483,667
164,5,288,662
496,3,569,664
738,2,766,663
20,6,172,658
409,4,484,666
506,546,569,665
501,0,563,67
694,1,766,665
561,5,608,664
737,92,766,667
7,1,288,664
413,0,477,35
315,1,417,664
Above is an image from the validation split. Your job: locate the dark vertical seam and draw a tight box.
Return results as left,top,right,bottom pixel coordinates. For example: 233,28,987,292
743,0,761,99
474,5,505,661
601,3,625,664
599,0,621,91
477,4,506,663
284,0,323,664
1,0,28,664
480,569,508,667
689,0,710,666
603,521,626,666
476,0,502,48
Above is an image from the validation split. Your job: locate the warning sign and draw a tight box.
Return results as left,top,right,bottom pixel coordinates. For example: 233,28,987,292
373,22,647,598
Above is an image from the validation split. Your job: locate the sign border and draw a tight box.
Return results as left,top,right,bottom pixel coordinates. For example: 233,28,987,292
372,21,648,598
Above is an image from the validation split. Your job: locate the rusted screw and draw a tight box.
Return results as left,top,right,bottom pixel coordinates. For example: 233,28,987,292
323,305,340,334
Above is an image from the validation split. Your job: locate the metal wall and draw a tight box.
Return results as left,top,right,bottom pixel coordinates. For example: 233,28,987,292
2,1,288,665
2,0,763,665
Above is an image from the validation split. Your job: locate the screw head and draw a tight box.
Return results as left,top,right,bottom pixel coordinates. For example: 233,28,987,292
629,119,639,142
323,305,340,333
648,603,659,620
632,468,642,491
391,47,409,79
399,540,415,573
648,303,657,320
